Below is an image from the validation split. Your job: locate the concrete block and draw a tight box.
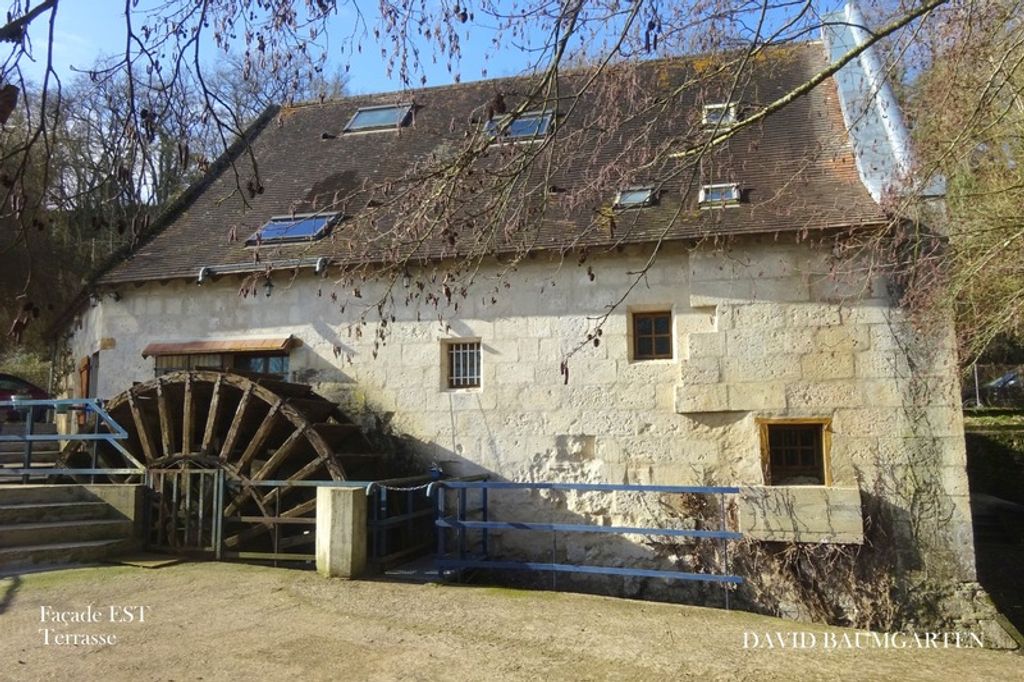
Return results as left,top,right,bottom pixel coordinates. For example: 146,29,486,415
839,301,894,325
721,355,801,383
727,382,786,411
493,362,536,385
814,325,870,353
688,332,726,358
316,487,368,579
800,352,855,381
731,303,787,330
679,357,721,385
518,337,539,361
738,485,864,544
675,384,729,413
571,359,618,385
728,328,815,357
786,381,863,409
789,304,842,327
677,308,718,336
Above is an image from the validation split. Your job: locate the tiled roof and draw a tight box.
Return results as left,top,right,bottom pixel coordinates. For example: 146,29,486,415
99,42,886,285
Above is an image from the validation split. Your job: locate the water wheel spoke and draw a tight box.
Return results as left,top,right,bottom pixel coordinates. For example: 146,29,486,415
127,391,157,464
201,375,224,454
235,401,282,472
252,427,306,482
218,384,253,461
156,380,174,457
181,374,195,455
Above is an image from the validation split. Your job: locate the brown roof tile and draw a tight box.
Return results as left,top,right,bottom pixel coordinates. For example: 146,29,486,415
99,42,885,285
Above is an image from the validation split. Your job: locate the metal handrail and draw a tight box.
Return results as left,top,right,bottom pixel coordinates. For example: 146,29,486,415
429,479,744,603
0,398,145,481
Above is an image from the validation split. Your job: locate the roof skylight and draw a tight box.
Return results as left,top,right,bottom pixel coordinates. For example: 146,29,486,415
246,213,340,246
702,103,737,128
344,103,413,132
485,110,554,141
614,187,657,209
699,183,741,208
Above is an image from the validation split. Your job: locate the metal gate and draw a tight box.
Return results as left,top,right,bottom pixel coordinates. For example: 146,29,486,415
145,468,224,558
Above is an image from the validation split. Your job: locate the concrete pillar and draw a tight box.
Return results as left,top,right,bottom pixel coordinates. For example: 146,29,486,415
316,486,367,579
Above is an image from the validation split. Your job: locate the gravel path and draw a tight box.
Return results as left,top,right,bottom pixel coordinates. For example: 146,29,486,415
0,562,1021,681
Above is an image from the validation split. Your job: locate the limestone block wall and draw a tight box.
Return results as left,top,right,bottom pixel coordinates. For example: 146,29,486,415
61,235,976,616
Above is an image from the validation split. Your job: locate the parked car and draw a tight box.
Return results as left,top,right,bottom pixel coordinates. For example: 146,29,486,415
962,369,1023,408
0,373,50,423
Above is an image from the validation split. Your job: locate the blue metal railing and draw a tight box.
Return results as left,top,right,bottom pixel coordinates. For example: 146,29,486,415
426,480,743,604
0,398,144,482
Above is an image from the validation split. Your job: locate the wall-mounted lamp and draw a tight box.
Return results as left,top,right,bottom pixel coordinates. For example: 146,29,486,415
315,257,329,275
263,277,274,298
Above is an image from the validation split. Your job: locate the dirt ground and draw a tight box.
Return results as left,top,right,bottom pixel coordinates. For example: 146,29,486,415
0,562,1021,681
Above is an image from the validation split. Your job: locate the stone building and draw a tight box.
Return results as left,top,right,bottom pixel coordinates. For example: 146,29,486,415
52,7,1001,636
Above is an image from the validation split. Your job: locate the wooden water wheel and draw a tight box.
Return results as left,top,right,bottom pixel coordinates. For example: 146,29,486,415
61,370,384,558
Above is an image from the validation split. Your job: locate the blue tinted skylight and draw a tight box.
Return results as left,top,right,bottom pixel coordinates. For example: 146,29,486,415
246,213,339,245
614,187,656,209
485,110,554,141
344,104,412,132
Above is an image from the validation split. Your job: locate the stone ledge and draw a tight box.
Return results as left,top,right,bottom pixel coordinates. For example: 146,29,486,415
738,485,864,544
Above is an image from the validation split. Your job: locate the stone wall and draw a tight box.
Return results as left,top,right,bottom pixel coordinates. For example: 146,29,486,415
62,235,979,626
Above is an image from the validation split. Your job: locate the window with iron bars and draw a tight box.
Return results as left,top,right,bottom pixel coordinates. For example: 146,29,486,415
445,341,481,389
760,421,829,485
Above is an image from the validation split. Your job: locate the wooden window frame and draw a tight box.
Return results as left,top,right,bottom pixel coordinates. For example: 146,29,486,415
631,311,673,361
757,418,832,486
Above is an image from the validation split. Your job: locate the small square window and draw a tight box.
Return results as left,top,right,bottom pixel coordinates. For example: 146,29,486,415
614,187,657,209
445,341,481,389
344,104,413,132
760,421,829,485
703,103,737,128
485,110,554,141
632,312,673,360
699,183,740,208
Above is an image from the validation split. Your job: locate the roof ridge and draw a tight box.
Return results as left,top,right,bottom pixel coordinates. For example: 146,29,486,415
281,40,824,112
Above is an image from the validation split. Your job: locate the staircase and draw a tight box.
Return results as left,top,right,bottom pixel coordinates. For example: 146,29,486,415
0,485,139,571
0,421,61,481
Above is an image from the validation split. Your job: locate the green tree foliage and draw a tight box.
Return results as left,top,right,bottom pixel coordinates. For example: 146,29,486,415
907,1,1024,363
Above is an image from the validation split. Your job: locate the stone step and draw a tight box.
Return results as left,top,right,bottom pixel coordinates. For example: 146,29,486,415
0,423,59,436
0,538,136,571
0,501,111,525
0,448,61,458
0,485,91,505
0,518,133,548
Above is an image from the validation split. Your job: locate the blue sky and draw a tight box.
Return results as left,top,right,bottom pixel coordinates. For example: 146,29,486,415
23,1,534,94
23,1,858,95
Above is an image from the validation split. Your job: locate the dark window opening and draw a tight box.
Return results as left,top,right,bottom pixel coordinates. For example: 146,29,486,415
232,353,289,380
154,353,289,380
633,312,673,360
446,341,481,389
764,423,826,485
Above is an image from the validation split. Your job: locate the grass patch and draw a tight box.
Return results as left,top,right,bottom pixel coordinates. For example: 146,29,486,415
963,409,1024,432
